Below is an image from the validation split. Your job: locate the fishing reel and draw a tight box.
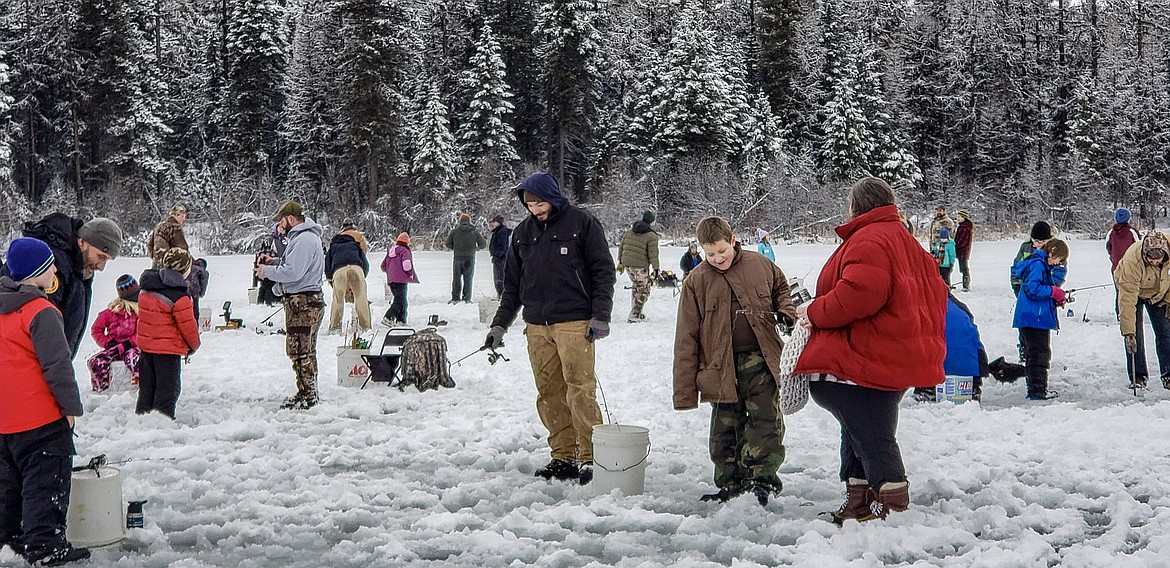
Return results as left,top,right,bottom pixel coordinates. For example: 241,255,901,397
486,347,510,365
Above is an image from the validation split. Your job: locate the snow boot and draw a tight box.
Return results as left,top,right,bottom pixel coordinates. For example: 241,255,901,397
699,484,746,503
1025,390,1059,401
750,481,781,507
866,481,909,520
29,545,90,567
912,387,936,402
535,459,579,481
830,479,873,525
1129,377,1148,390
1163,376,1170,390
578,462,593,485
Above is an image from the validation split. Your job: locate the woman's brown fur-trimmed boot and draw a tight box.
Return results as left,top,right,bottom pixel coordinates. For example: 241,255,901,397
867,481,910,520
831,478,873,524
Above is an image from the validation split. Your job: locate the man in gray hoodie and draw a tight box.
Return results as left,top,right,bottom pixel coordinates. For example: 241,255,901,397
255,201,326,409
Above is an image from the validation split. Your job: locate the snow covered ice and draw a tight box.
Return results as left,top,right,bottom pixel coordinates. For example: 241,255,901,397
5,237,1170,567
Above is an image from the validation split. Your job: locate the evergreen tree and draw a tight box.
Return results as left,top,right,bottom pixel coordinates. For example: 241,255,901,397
335,0,411,208
650,5,734,160
412,84,460,192
0,48,13,187
221,0,287,175
67,0,168,197
535,0,603,198
457,24,519,170
480,0,542,165
755,0,807,142
283,2,346,203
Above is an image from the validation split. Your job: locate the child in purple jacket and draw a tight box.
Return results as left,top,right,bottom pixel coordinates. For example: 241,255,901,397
381,232,419,326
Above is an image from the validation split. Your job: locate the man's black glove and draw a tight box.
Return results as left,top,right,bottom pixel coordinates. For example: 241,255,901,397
586,319,610,342
485,326,506,350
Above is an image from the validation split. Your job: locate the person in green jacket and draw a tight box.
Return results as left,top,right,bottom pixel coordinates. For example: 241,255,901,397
445,213,487,304
618,211,660,323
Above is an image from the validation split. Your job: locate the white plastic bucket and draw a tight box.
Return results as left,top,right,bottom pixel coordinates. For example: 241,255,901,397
478,298,499,324
106,362,136,393
198,307,213,333
65,466,125,548
247,287,259,305
337,346,371,387
591,424,651,496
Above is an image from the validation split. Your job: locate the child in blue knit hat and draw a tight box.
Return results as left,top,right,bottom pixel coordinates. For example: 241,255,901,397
934,228,957,287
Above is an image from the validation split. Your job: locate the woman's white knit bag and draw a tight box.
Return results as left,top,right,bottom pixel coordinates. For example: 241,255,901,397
777,323,810,415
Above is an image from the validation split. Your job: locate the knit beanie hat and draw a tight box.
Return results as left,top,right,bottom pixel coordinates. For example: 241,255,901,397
757,228,769,240
1141,231,1169,261
5,237,55,282
162,247,193,273
492,214,505,225
77,217,124,258
395,232,411,245
1030,221,1053,241
116,274,140,302
643,211,656,224
957,210,970,220
1115,207,1132,224
939,228,950,239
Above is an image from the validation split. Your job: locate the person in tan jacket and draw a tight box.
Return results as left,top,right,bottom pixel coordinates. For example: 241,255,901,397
1114,230,1170,390
149,204,189,269
673,216,796,506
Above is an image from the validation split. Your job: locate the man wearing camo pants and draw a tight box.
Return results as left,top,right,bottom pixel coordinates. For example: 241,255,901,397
618,211,659,323
255,200,326,409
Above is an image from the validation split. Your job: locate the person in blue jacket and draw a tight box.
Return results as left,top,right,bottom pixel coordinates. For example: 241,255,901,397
679,242,702,279
1012,238,1070,400
913,293,989,402
756,229,775,263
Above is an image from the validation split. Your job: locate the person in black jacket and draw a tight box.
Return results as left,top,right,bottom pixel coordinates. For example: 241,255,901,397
2,214,123,359
324,222,371,333
485,172,616,486
679,242,702,279
488,214,512,296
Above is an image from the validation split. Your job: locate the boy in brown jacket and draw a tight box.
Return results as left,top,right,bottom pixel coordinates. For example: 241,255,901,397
673,217,797,505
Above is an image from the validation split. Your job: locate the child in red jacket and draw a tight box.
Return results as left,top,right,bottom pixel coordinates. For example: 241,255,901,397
136,248,201,418
87,274,142,391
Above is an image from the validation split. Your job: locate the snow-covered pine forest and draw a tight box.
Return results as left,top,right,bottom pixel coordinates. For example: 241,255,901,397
1,0,1168,246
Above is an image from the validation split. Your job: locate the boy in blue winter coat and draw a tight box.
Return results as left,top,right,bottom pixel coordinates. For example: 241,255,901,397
934,229,957,286
1012,238,1070,400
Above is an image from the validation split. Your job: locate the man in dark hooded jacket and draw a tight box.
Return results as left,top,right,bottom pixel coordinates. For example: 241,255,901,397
2,214,124,358
488,215,512,296
485,172,616,486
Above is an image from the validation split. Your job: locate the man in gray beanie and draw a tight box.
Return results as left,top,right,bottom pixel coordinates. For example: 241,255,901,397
3,214,124,358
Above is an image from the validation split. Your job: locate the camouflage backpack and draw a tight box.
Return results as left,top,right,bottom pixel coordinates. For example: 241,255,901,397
398,328,455,392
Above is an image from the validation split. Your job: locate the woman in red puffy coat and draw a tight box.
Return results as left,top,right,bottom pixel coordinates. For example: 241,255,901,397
793,177,948,523
136,248,200,418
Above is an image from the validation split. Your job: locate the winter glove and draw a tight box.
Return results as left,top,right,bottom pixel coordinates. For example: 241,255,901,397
615,263,625,274
585,319,610,342
104,339,117,349
118,340,134,353
1125,334,1138,354
484,326,506,350
1050,287,1067,306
